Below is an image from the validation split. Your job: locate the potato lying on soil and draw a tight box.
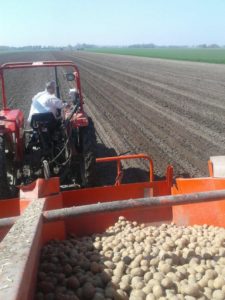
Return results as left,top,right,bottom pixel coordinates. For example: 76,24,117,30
35,217,225,299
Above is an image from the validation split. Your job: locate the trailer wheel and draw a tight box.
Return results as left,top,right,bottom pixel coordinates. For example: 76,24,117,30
0,135,12,199
79,118,97,187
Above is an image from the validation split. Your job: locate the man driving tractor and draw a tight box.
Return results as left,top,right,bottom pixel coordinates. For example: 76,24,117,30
0,60,96,193
28,80,63,125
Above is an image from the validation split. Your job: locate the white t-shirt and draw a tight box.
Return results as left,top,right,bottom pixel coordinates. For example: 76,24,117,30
28,90,63,124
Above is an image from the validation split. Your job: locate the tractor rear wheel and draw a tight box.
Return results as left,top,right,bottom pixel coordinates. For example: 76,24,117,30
79,118,97,187
0,135,12,199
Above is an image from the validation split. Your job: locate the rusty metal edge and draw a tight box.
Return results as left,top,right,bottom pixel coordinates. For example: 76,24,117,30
0,199,46,300
43,189,225,222
0,216,18,229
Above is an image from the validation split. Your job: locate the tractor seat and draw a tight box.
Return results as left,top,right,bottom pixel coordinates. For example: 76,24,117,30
30,112,58,131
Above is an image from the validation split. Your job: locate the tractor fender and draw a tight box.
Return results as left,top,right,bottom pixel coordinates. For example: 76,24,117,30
0,109,24,161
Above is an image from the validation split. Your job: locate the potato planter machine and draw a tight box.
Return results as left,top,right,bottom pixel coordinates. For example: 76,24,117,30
0,61,225,300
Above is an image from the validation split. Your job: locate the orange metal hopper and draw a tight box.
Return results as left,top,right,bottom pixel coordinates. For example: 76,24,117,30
0,155,225,300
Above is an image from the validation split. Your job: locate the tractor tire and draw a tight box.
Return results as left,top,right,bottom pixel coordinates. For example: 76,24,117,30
0,135,11,199
79,118,97,187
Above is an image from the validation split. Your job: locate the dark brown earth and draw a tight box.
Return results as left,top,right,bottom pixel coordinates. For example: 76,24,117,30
1,51,225,183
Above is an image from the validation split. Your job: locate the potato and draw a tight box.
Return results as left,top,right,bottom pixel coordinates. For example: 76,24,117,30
121,274,131,284
181,283,200,297
128,261,137,269
100,271,111,284
82,282,96,299
38,281,55,294
115,261,125,272
212,289,225,300
92,293,105,300
142,284,152,294
158,262,172,274
194,265,205,274
111,275,121,285
113,268,123,278
150,257,160,266
140,259,149,267
112,255,121,263
144,271,153,283
198,276,208,288
104,251,113,259
205,269,217,279
90,262,100,274
207,279,215,289
131,276,142,286
67,276,80,289
161,277,173,289
114,289,129,300
152,284,164,298
36,217,225,300
153,272,164,281
213,276,225,289
184,296,197,300
146,294,156,300
119,280,130,292
203,287,212,299
130,267,144,277
104,260,115,269
195,272,203,281
123,256,132,265
64,264,73,276
130,289,146,300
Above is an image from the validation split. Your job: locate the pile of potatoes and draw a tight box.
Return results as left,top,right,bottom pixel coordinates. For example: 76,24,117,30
35,217,225,300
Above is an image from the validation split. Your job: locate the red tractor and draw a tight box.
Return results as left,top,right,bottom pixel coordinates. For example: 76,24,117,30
0,61,96,198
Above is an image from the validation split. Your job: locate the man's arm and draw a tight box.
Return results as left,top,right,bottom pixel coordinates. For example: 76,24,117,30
48,96,63,109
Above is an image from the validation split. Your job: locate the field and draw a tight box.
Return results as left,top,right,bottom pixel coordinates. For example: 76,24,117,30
1,50,225,183
87,47,225,64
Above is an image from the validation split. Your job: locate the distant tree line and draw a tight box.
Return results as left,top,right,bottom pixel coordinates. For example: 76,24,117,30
0,44,98,51
0,45,63,51
128,43,224,49
197,44,221,48
0,43,224,51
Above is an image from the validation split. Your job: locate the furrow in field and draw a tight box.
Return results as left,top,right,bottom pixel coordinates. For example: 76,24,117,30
53,51,225,178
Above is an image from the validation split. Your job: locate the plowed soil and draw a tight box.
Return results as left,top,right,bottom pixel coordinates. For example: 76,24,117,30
1,51,225,183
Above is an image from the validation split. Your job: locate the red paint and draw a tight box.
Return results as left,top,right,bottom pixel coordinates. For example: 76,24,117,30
0,109,24,160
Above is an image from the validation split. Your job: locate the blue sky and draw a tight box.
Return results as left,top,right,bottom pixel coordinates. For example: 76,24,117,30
0,0,224,46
